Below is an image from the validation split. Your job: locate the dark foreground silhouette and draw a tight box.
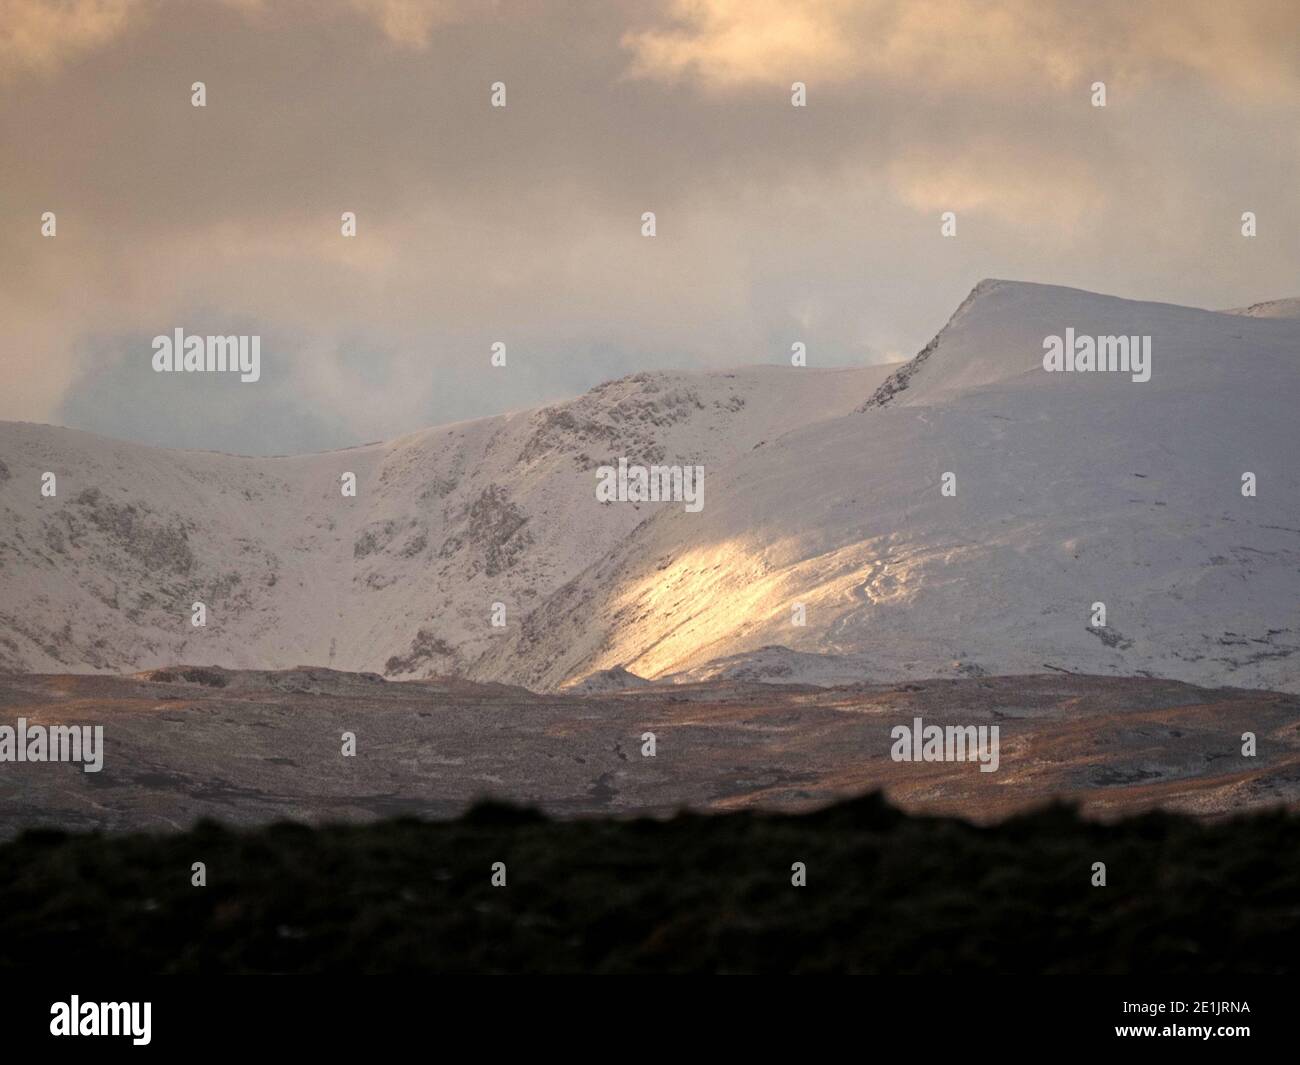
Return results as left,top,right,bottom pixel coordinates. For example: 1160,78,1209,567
2,795,1297,974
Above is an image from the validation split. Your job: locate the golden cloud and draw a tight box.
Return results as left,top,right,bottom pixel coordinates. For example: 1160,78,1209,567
0,0,145,77
621,0,1300,100
346,0,477,49
0,0,484,79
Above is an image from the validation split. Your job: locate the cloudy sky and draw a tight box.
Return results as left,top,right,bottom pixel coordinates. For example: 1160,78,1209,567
2,0,1297,454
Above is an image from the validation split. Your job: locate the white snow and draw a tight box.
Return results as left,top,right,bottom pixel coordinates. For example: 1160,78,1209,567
0,364,895,679
474,281,1300,693
3,279,1297,695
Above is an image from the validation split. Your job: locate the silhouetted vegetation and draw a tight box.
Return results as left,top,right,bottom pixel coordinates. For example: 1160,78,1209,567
2,795,1297,973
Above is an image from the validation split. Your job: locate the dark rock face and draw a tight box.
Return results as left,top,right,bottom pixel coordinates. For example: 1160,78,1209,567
383,628,458,676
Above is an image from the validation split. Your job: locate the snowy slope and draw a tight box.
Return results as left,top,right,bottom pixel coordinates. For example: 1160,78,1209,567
0,364,895,676
4,280,1297,695
474,281,1300,693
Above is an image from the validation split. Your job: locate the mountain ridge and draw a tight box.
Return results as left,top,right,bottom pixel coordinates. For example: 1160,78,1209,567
3,280,1297,693
0,363,896,678
471,280,1300,692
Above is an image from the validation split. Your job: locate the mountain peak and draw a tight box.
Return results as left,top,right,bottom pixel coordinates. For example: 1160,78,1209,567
860,279,1296,411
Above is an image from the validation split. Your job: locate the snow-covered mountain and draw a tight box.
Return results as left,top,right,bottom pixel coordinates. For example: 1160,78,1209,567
2,279,1297,694
0,363,894,677
474,280,1300,692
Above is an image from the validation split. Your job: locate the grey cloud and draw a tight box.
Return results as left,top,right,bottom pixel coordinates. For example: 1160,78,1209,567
3,1,1298,452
